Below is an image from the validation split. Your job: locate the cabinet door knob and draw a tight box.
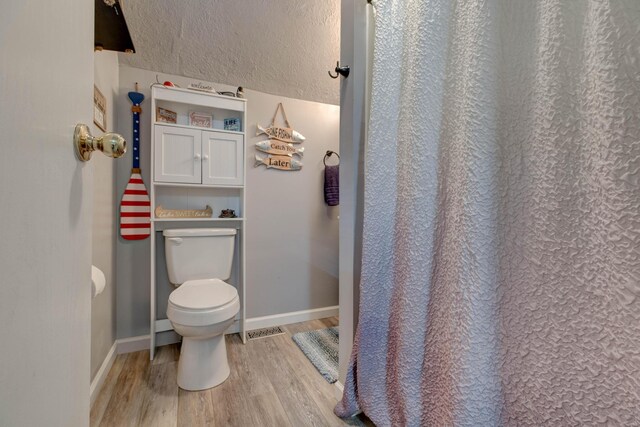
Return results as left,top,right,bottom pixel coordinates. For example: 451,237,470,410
194,153,201,160
203,154,209,160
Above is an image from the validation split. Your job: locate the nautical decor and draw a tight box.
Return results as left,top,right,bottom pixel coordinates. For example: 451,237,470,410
256,103,305,143
155,205,213,218
219,209,237,218
255,139,304,157
254,153,302,171
120,83,151,240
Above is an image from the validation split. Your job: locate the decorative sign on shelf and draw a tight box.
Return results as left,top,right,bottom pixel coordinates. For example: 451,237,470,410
255,139,304,157
156,107,177,124
255,154,302,171
189,111,212,128
155,205,213,218
256,103,306,143
224,118,241,132
187,82,216,93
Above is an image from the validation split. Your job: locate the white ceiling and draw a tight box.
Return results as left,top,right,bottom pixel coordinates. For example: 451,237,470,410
119,0,341,105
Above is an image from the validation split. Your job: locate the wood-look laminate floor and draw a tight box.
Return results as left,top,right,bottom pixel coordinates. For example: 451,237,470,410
91,317,374,427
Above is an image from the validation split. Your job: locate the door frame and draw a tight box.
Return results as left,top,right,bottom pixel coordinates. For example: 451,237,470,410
338,0,370,391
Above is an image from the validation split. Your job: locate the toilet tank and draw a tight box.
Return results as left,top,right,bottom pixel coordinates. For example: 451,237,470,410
163,228,236,285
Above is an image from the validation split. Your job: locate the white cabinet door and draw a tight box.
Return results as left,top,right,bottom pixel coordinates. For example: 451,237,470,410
202,131,244,186
154,125,202,183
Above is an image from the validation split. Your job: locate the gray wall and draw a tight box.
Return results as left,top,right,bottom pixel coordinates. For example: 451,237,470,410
116,66,339,339
91,50,119,381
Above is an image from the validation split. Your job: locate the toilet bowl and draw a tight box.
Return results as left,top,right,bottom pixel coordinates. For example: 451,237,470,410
163,228,239,391
167,278,240,390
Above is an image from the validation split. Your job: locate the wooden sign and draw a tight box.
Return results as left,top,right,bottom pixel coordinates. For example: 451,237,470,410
155,205,213,218
93,85,107,131
254,154,302,171
256,103,306,143
156,107,177,124
255,139,304,157
256,125,305,143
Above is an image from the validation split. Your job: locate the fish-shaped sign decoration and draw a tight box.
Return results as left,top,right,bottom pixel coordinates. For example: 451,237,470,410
255,154,303,171
256,124,305,143
256,102,306,143
255,139,305,157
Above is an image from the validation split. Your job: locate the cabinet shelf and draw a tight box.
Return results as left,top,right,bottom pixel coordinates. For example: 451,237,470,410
152,85,246,111
153,217,244,222
151,121,244,136
153,181,244,189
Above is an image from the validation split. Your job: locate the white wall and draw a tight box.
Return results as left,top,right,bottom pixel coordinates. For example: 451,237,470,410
115,66,339,339
91,50,119,381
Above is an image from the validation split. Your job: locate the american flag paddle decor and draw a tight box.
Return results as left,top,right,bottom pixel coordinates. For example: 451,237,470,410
120,84,151,240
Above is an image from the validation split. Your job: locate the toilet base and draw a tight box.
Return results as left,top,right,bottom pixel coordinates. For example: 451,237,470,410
177,333,230,391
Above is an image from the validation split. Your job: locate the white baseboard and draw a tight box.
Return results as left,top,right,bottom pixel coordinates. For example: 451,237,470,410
246,305,339,331
116,335,150,354
90,342,117,408
111,306,338,360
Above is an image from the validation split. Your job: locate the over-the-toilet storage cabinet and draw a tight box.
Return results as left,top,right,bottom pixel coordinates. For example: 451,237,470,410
149,85,247,360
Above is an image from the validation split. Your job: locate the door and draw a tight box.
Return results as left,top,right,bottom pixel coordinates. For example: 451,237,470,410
0,1,93,426
154,125,202,183
202,130,244,186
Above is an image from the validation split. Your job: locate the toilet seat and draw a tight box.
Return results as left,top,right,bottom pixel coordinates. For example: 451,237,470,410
170,278,237,310
167,279,239,327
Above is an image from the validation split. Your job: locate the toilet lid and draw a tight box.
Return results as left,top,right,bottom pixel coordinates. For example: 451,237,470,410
169,279,238,310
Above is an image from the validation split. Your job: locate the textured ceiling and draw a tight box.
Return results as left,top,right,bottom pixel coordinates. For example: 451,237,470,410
119,0,340,105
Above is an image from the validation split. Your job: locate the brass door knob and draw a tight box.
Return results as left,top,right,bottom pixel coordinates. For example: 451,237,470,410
74,123,127,162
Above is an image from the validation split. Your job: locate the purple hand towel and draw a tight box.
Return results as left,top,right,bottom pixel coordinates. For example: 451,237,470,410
324,165,339,206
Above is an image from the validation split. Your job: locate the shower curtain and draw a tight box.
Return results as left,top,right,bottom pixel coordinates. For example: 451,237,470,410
336,1,640,425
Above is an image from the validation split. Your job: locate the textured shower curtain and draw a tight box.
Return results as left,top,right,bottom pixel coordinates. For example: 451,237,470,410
336,1,640,425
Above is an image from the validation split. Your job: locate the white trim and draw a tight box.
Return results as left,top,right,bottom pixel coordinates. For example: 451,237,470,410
155,318,172,333
245,306,339,331
116,335,150,354
90,342,117,408
113,306,337,359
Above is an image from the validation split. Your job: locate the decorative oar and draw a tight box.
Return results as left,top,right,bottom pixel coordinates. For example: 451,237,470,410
120,83,151,240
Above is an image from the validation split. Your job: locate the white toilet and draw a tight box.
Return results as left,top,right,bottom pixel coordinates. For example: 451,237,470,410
164,228,240,391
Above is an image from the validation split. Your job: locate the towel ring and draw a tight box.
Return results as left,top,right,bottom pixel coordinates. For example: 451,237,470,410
323,150,340,166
